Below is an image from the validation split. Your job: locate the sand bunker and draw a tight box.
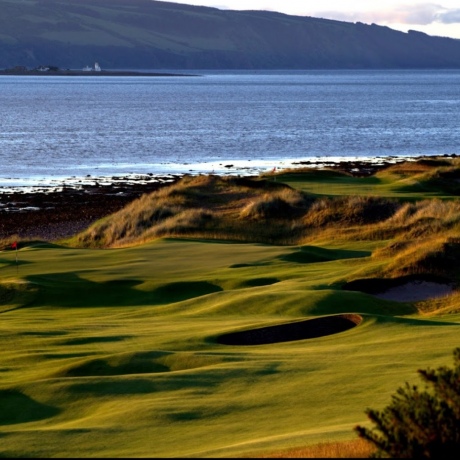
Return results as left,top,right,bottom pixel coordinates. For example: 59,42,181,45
373,281,453,302
342,275,455,302
217,314,362,346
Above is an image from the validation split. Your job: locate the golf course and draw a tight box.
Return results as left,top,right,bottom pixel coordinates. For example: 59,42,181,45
1,157,459,457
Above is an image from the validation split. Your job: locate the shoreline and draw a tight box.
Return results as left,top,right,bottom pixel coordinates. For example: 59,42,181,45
2,153,452,192
0,70,199,77
0,154,457,242
0,179,181,241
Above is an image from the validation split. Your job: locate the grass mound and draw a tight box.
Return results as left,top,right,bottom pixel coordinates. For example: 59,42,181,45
0,280,38,312
377,158,460,195
279,245,369,264
60,159,460,288
70,175,312,248
53,351,226,378
302,196,399,228
0,389,60,424
374,235,460,280
150,281,223,304
65,159,460,249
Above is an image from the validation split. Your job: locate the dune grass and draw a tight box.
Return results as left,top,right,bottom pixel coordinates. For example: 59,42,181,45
249,437,374,457
65,158,460,285
1,157,460,457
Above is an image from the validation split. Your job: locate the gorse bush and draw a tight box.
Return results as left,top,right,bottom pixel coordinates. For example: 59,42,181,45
355,347,460,458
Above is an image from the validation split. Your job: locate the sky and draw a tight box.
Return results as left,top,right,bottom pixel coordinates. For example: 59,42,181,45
159,1,460,39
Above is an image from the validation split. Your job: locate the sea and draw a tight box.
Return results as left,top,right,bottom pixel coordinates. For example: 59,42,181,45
1,69,459,190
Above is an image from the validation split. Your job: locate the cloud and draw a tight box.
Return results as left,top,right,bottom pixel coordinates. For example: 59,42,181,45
439,9,460,23
313,3,460,26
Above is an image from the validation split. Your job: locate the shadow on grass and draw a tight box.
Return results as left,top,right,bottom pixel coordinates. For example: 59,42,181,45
279,246,370,264
229,262,273,268
0,258,32,270
67,372,224,395
61,335,133,345
0,389,60,425
371,314,460,327
229,246,369,268
55,350,232,378
24,273,222,307
237,277,279,288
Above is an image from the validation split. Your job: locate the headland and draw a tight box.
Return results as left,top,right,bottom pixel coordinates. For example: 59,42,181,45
0,66,199,77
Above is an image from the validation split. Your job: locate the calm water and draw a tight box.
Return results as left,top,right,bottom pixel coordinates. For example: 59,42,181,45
1,69,459,187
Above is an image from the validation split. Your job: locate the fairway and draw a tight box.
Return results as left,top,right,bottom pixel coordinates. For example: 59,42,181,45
1,235,459,457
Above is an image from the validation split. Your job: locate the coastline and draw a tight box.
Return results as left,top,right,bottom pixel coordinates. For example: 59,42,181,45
0,70,199,77
0,153,438,191
0,178,181,241
0,154,456,242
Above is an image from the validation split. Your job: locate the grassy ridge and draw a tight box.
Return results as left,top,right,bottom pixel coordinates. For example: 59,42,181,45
69,159,460,284
0,158,459,457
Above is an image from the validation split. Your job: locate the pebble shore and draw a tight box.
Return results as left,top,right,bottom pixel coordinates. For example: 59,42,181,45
2,155,454,242
0,179,180,241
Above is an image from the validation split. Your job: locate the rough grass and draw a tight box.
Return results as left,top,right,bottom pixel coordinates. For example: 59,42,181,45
252,437,375,458
416,289,460,316
373,235,460,278
70,174,314,248
66,158,460,285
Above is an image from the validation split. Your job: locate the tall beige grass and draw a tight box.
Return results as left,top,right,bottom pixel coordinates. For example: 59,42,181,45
416,289,460,316
252,438,374,458
72,175,314,248
302,195,399,228
239,187,312,220
374,235,460,278
67,164,460,284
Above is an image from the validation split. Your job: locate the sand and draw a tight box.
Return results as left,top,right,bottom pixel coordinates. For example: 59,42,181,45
374,281,454,302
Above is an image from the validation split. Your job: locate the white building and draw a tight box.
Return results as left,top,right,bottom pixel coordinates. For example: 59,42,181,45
82,62,102,72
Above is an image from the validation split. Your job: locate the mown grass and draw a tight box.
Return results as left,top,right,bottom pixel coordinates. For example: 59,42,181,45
0,157,459,457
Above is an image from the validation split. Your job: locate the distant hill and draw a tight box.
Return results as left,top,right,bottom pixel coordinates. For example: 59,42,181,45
1,0,460,70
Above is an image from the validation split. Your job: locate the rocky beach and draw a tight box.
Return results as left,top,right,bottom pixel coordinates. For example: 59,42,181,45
0,155,454,243
0,177,181,242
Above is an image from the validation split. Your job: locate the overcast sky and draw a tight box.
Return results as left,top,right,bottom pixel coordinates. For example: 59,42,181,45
159,1,460,39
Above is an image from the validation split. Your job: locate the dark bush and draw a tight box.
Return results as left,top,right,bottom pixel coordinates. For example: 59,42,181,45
355,347,460,458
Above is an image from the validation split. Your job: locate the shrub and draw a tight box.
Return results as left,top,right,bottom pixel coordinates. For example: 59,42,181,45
355,347,460,458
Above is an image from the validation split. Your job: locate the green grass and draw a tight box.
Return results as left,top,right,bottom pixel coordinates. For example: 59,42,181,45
1,158,460,457
277,159,460,199
0,237,459,457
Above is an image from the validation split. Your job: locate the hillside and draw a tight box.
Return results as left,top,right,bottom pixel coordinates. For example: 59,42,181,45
2,0,460,70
